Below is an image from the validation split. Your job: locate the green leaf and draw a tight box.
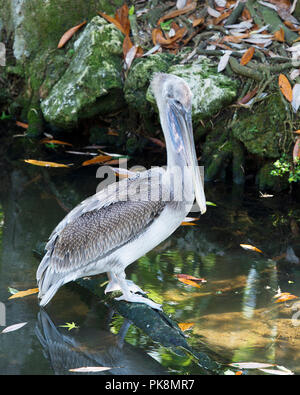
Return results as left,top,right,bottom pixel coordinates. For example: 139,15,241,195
8,287,19,295
59,322,79,331
129,5,135,15
206,201,217,207
160,19,173,31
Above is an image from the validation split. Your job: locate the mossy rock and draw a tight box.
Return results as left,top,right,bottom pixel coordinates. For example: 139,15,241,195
146,56,238,123
41,16,125,128
124,53,175,115
256,162,289,192
232,93,291,159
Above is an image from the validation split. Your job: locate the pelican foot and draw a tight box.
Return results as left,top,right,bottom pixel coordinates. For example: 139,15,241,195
115,293,162,311
105,279,147,295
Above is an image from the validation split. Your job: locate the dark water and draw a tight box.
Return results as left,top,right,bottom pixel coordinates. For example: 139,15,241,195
0,164,300,375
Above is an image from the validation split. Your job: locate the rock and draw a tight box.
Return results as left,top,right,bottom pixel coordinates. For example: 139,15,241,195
256,161,289,192
232,93,290,158
124,53,175,115
146,56,238,122
41,16,125,128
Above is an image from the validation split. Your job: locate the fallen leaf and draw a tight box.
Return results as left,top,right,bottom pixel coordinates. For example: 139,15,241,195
292,83,300,112
24,160,71,168
278,73,293,102
157,1,197,25
240,244,263,253
122,34,133,59
1,322,27,334
98,12,127,35
40,139,73,146
57,21,87,49
238,86,258,104
214,10,232,24
181,221,197,226
8,288,39,299
82,155,112,166
240,47,255,65
176,274,207,282
218,51,232,72
178,322,194,331
69,366,113,373
177,278,202,288
16,121,28,129
207,6,221,17
192,17,204,27
115,4,130,36
124,45,138,70
273,27,285,42
230,362,275,369
223,33,249,43
152,27,186,47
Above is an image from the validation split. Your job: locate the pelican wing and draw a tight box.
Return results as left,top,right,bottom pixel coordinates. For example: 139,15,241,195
37,169,166,283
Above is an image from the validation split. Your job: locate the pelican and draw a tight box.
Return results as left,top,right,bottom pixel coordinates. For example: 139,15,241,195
36,73,206,310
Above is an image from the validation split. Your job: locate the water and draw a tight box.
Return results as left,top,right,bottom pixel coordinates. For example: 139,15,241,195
0,164,300,375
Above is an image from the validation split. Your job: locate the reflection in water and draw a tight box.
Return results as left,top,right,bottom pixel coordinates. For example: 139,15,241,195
0,165,300,374
35,309,166,375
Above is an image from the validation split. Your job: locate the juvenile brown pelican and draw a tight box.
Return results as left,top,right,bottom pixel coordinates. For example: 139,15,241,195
36,73,206,310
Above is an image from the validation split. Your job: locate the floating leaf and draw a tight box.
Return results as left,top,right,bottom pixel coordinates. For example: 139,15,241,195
240,47,255,66
8,287,19,295
178,322,194,332
16,121,28,129
8,288,39,299
240,244,263,253
177,278,202,288
57,21,87,49
24,160,71,168
181,221,197,226
278,74,293,102
81,155,112,166
274,293,298,303
176,274,207,283
206,201,217,206
230,362,275,369
40,139,73,146
69,366,112,373
59,322,79,331
1,322,27,334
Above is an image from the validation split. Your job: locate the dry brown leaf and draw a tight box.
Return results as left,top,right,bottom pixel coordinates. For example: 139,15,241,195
98,12,127,35
147,136,166,148
123,34,133,58
8,288,39,299
57,21,87,49
24,160,71,168
178,322,195,332
278,73,293,102
115,4,130,36
82,155,112,166
240,244,263,253
238,86,258,105
274,293,298,303
152,27,186,46
192,17,204,27
240,47,255,66
273,27,285,42
213,10,232,25
181,221,197,226
157,1,197,25
223,33,249,43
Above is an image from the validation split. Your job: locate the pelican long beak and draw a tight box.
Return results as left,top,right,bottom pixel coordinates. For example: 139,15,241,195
168,104,207,214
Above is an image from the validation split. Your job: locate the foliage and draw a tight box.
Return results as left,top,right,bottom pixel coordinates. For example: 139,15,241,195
271,154,300,183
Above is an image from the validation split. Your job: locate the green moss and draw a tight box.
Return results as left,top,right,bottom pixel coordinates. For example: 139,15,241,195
256,161,289,191
232,93,290,158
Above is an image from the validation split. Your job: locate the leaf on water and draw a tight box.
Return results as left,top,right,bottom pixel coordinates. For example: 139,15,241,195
259,368,294,375
292,84,300,113
176,274,207,283
177,278,202,288
240,47,255,66
69,366,112,373
218,51,232,72
178,322,195,332
240,244,263,253
40,139,73,146
59,322,79,331
8,287,19,295
206,201,217,206
230,362,275,369
57,21,87,48
82,155,112,166
182,217,200,222
1,322,27,334
274,293,298,303
181,221,197,226
278,74,293,102
273,27,285,42
16,121,28,129
24,160,71,168
8,288,39,299
293,139,300,162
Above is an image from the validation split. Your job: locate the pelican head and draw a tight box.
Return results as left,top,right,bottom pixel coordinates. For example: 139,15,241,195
151,73,206,214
